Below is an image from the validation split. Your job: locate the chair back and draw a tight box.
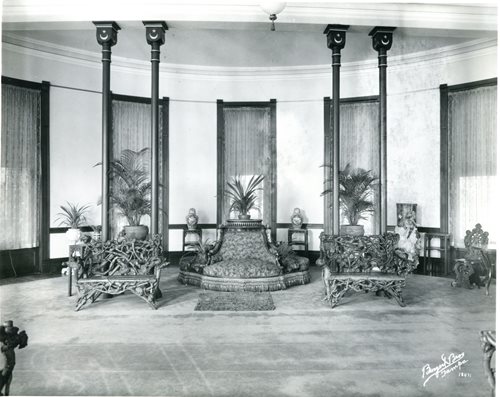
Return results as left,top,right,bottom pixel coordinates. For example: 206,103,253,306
464,224,489,261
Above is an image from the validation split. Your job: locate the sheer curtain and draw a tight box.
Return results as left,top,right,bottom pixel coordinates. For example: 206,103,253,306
448,85,497,247
222,107,271,225
110,99,164,238
0,84,41,250
339,100,380,235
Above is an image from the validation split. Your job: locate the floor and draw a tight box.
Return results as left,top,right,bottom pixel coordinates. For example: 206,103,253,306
0,265,495,397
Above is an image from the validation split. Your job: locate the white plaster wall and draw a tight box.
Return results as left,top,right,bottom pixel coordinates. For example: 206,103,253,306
2,40,497,256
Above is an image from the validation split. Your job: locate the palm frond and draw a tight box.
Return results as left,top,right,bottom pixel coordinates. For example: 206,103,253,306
106,148,153,226
55,201,91,228
322,163,378,225
225,174,264,215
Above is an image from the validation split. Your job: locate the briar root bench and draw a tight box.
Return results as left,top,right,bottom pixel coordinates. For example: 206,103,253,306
70,234,168,311
319,233,417,308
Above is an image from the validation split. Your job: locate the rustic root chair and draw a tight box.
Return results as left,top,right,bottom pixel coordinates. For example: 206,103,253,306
451,224,494,295
71,234,168,310
320,233,418,309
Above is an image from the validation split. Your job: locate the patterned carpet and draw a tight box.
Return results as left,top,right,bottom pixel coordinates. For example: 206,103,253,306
195,291,276,311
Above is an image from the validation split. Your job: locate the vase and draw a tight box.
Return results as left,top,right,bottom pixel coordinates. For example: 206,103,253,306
65,228,81,245
186,208,199,230
340,225,365,236
290,208,303,229
124,225,149,240
238,214,251,220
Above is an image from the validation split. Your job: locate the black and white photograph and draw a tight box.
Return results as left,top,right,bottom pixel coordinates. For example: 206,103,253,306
0,1,497,396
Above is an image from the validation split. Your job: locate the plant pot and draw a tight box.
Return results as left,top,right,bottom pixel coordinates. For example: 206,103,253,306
340,225,365,236
238,214,251,220
65,228,81,245
124,225,149,240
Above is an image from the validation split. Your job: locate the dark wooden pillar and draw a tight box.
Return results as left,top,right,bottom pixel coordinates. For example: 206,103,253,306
439,84,449,234
94,21,120,241
143,21,168,235
369,26,395,235
40,81,50,272
324,24,349,236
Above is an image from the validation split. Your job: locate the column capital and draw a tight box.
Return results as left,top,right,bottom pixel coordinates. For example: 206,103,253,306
93,21,120,46
143,21,168,46
324,24,349,51
369,26,396,52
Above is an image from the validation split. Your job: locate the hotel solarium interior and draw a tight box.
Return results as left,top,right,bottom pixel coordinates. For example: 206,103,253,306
0,1,498,396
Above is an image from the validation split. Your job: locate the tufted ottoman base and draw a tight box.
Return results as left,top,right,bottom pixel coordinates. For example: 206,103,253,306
178,270,311,292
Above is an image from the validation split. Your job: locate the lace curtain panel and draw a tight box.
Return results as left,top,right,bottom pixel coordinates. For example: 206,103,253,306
222,107,271,225
0,84,41,250
448,85,497,247
340,101,380,235
110,99,164,238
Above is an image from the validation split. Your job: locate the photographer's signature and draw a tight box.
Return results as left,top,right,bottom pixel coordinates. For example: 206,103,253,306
422,352,468,387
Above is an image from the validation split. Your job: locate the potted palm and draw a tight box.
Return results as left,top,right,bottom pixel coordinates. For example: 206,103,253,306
56,202,91,244
322,163,378,236
105,148,152,240
225,175,264,220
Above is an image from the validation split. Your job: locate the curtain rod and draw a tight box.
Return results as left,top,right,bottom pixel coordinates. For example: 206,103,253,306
50,82,439,102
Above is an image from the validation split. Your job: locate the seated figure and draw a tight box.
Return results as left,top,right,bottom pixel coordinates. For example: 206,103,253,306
394,211,421,264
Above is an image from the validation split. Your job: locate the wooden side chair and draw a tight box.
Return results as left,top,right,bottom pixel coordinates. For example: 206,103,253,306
452,224,494,295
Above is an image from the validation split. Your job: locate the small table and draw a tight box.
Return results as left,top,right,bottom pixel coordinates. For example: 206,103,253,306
422,232,450,276
288,228,308,255
63,244,83,297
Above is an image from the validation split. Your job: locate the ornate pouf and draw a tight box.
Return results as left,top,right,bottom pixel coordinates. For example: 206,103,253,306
178,219,310,292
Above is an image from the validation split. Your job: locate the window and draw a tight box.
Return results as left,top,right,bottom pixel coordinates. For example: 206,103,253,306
324,97,380,235
110,94,169,247
447,82,497,247
1,77,50,274
217,100,277,238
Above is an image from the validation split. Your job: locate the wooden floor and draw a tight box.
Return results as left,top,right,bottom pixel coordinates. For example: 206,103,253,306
0,265,495,396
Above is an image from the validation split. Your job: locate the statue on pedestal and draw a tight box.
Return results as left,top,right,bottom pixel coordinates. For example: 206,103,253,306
394,210,421,262
0,320,28,396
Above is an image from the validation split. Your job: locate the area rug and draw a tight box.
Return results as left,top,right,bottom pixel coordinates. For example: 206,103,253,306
194,291,275,311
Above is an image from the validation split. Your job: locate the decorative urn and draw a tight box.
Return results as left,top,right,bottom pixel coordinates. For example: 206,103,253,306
290,208,303,229
186,208,199,230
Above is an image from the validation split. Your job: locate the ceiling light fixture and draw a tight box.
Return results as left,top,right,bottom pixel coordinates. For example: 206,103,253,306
260,2,287,31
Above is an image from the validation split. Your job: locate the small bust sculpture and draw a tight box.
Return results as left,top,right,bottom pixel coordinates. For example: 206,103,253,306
0,320,28,396
186,208,199,230
290,208,303,229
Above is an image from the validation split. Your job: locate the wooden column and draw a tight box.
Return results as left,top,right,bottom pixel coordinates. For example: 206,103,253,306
369,26,395,235
324,24,349,236
143,21,168,235
94,21,120,241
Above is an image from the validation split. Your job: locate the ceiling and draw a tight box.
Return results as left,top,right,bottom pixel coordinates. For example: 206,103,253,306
2,2,498,68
